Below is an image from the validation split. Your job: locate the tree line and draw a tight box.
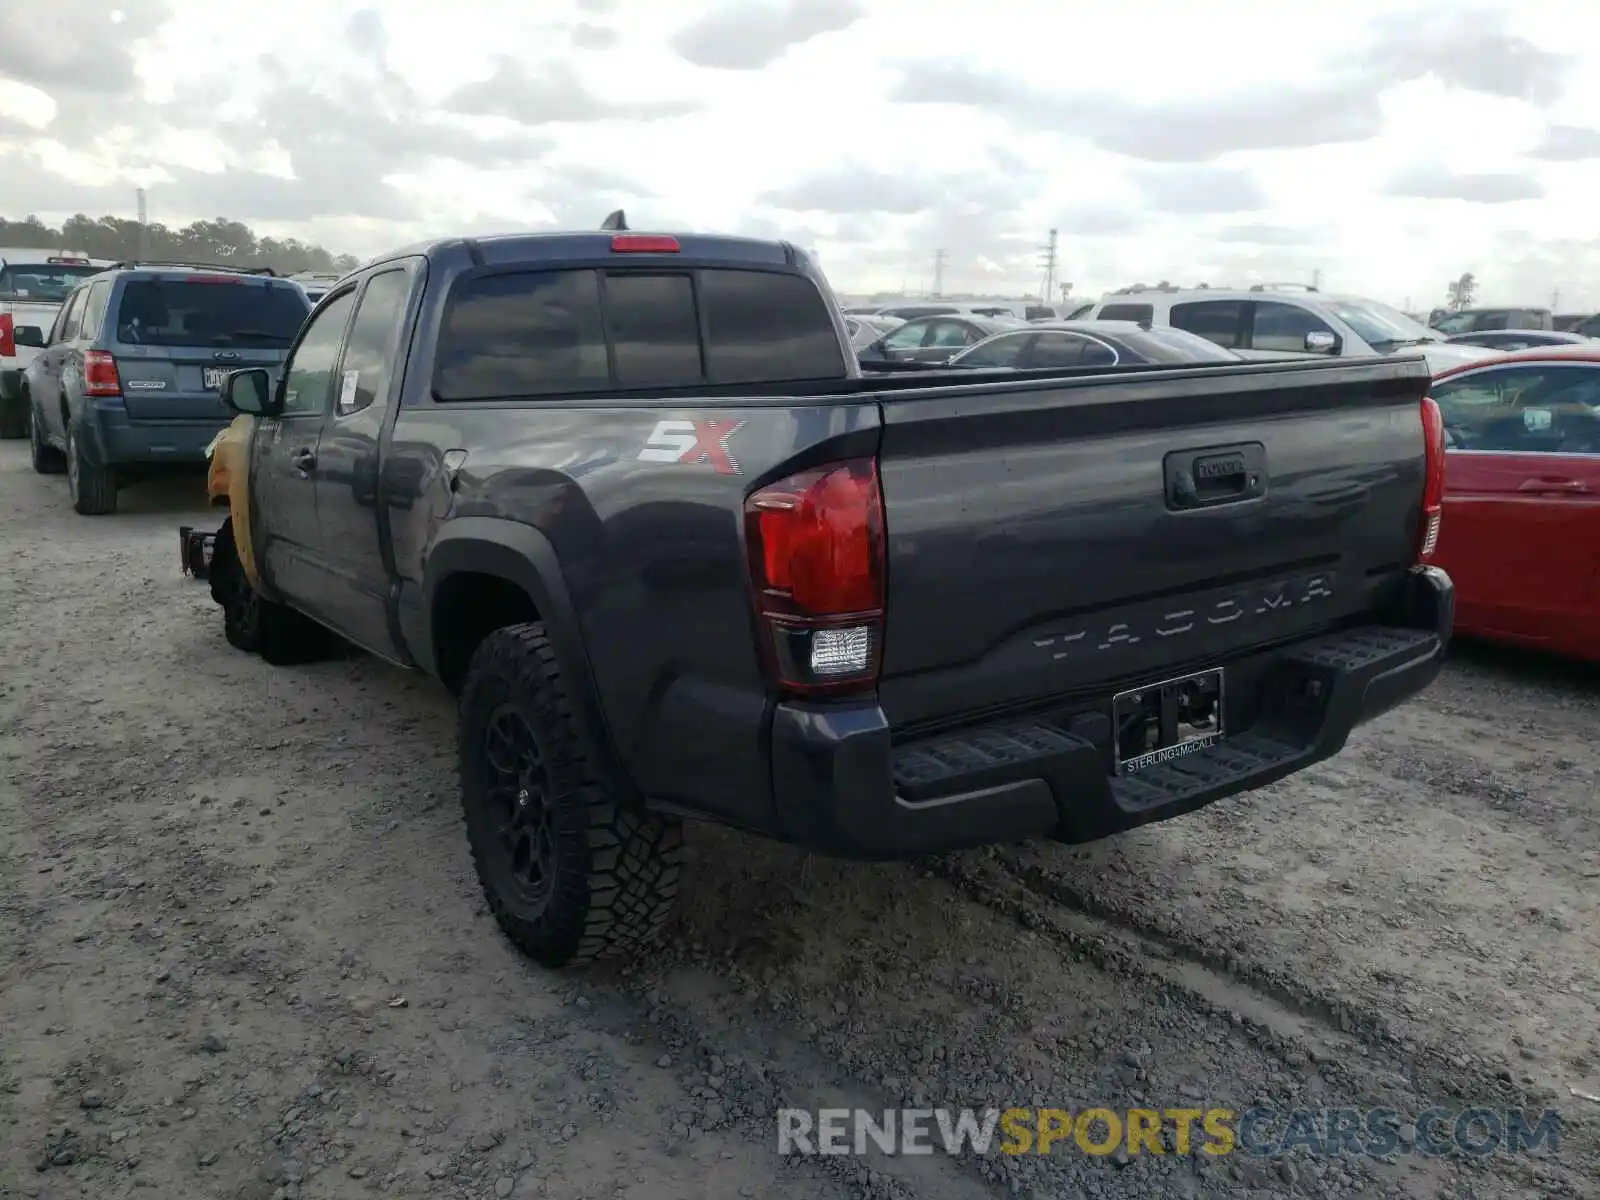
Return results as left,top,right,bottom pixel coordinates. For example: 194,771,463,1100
0,213,361,275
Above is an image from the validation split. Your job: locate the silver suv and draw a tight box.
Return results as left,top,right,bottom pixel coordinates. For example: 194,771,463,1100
1081,284,1494,374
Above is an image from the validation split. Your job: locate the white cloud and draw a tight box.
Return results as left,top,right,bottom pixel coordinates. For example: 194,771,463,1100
0,0,1597,311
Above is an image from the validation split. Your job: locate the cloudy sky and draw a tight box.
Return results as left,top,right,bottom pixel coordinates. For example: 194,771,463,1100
2,0,1598,308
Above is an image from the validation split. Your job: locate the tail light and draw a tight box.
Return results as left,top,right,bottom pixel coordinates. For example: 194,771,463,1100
1417,395,1445,561
186,275,244,284
611,235,679,253
83,350,122,397
744,458,885,695
0,313,12,359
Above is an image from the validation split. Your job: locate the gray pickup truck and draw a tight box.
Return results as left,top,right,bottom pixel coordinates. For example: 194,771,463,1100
205,218,1454,968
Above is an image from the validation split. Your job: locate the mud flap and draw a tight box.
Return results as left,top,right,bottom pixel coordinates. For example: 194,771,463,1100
179,525,216,580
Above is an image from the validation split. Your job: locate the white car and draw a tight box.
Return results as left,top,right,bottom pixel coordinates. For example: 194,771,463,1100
1079,284,1496,374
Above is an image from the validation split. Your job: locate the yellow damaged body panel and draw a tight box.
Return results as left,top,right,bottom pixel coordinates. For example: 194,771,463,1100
205,416,259,590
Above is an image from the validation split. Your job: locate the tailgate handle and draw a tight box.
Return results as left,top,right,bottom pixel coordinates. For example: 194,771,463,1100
1166,443,1267,511
1518,476,1589,494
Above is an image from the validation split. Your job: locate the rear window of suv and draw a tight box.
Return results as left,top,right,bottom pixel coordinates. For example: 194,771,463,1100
433,267,847,400
112,278,311,348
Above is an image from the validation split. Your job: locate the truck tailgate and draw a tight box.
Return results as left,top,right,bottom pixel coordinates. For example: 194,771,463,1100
873,356,1434,728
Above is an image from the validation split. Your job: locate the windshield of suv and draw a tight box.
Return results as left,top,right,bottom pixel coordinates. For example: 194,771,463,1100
113,279,310,347
1324,299,1444,351
0,264,103,303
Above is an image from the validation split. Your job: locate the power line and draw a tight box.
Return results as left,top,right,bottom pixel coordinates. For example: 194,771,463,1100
931,248,947,298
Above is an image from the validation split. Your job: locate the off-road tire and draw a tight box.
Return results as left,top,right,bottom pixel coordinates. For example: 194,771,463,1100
459,623,683,968
66,423,117,515
210,518,337,665
28,402,64,474
0,375,25,440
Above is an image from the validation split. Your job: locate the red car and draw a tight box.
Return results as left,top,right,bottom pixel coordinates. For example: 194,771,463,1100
1427,345,1600,662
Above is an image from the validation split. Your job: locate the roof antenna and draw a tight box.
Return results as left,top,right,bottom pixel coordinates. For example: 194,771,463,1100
600,209,628,231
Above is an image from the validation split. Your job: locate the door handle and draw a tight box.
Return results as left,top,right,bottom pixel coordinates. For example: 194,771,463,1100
290,448,316,475
1518,477,1588,494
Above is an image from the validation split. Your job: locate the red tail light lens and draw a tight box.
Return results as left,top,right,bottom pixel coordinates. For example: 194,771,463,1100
1417,395,1444,561
0,313,13,359
745,458,885,695
84,350,122,397
611,235,680,253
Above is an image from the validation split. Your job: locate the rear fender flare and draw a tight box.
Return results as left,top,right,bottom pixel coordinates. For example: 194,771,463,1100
422,519,629,797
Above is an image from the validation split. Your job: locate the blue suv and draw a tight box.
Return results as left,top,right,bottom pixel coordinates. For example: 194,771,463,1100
22,261,312,514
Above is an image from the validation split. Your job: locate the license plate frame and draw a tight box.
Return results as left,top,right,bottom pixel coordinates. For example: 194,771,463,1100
203,367,229,391
1112,666,1225,775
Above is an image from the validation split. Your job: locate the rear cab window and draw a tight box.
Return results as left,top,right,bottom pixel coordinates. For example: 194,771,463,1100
434,267,847,400
0,263,103,304
111,276,310,348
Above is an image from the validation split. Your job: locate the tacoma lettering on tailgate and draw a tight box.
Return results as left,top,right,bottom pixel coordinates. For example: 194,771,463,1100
1033,571,1336,661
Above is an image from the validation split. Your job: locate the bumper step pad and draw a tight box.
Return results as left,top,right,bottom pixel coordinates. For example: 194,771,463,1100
888,624,1442,833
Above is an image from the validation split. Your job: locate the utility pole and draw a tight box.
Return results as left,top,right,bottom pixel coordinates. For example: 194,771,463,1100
1551,287,1560,309
135,187,150,261
1038,228,1058,302
1311,268,1322,290
931,248,947,298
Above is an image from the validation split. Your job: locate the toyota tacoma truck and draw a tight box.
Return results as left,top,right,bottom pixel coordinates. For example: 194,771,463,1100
202,217,1455,969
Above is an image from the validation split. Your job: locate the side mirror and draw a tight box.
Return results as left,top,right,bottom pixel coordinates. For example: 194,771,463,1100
222,367,277,417
1304,330,1340,354
13,325,45,348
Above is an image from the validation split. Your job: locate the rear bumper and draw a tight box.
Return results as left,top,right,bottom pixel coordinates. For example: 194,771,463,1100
82,401,229,467
770,565,1454,860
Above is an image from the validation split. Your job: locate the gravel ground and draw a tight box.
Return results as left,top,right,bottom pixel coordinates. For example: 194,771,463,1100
1,440,1596,1200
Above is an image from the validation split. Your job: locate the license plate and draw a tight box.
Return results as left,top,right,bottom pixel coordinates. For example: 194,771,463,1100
1112,667,1224,774
203,367,229,390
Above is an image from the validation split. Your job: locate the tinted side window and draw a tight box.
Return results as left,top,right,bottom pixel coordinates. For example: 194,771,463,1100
1434,366,1600,454
79,281,111,341
55,289,87,342
1171,301,1244,348
882,320,931,350
605,273,702,387
959,333,1031,368
282,290,357,416
1027,333,1086,367
928,320,978,348
336,270,410,415
435,270,608,401
1097,303,1153,322
700,269,845,383
1249,301,1333,352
